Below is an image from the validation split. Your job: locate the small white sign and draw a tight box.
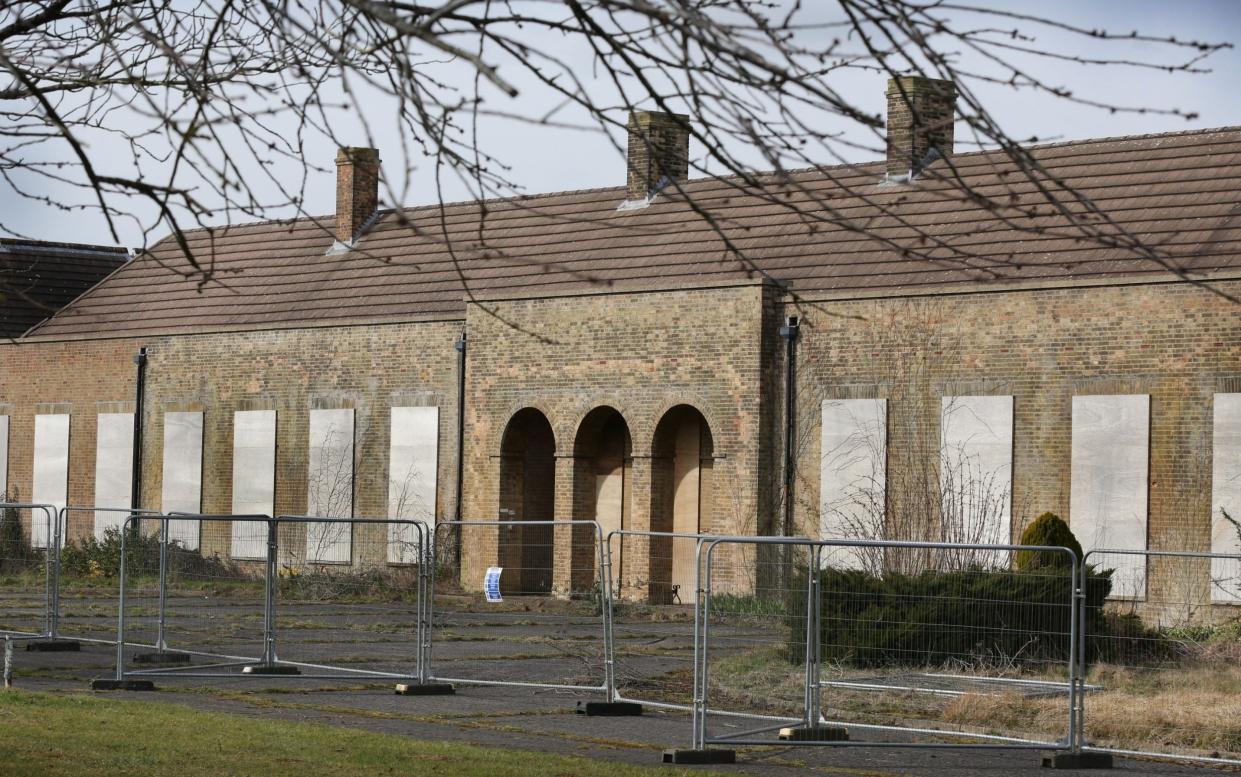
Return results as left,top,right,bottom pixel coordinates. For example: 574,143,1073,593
484,567,503,603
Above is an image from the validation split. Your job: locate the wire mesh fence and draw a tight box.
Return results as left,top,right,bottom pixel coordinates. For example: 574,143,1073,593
605,530,720,712
109,514,427,685
694,537,1081,752
426,520,610,696
53,506,157,645
0,502,58,640
1076,548,1241,766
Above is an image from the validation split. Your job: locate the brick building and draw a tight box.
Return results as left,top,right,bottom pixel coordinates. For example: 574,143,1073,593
2,77,1239,603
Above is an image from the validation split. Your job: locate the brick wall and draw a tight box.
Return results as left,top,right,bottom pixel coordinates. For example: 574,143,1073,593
786,279,1241,603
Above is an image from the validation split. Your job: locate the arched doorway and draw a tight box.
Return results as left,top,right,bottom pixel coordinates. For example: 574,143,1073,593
498,408,555,594
573,407,632,591
650,405,714,603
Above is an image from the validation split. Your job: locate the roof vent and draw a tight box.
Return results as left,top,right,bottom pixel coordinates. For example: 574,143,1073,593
620,111,689,209
885,77,956,182
333,147,380,248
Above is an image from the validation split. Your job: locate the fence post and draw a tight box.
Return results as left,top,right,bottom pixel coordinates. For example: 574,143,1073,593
114,517,130,681
155,516,170,652
601,526,617,702
805,544,822,728
50,506,65,639
262,518,278,665
4,637,12,687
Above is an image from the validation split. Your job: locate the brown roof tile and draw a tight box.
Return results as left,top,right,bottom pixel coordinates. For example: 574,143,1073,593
25,127,1241,339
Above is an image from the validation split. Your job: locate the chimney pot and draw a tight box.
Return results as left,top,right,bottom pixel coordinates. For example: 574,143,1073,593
885,77,956,180
625,111,690,203
335,147,380,244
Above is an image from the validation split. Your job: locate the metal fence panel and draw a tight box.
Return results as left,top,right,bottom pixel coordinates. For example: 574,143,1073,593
426,520,609,696
1078,548,1241,766
53,506,156,645
0,503,58,640
606,530,712,712
695,537,1080,753
111,514,426,685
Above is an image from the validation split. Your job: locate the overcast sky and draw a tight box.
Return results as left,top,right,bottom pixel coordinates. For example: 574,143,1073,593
4,0,1240,249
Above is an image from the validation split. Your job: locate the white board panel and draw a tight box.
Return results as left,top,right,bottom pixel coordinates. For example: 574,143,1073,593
306,408,354,563
820,399,886,571
1070,395,1149,597
387,406,438,564
941,395,1013,568
0,415,8,499
161,411,203,550
1211,394,1241,603
93,413,134,539
31,414,70,548
231,410,276,559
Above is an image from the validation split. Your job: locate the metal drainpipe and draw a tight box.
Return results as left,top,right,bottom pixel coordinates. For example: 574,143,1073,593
453,331,467,567
130,347,149,517
778,316,800,540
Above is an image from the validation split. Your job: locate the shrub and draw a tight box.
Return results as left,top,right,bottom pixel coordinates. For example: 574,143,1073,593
787,565,1113,669
1015,512,1083,571
0,494,38,573
59,527,242,582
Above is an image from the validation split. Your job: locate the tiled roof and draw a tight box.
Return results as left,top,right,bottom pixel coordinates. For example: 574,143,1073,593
0,240,129,337
25,126,1241,339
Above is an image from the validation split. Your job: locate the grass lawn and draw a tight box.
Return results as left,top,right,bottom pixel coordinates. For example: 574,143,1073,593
0,690,708,777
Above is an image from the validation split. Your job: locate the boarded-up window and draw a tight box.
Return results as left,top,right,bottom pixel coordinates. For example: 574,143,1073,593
306,408,354,563
161,411,203,549
1211,393,1241,603
820,399,886,571
1070,395,1149,597
388,406,438,564
940,395,1013,567
232,410,276,560
93,413,134,538
32,414,69,548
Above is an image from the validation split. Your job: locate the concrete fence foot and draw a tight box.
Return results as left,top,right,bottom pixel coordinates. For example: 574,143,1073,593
394,682,455,696
132,651,190,665
91,679,156,691
1042,751,1114,769
241,664,301,675
778,725,848,742
663,749,736,765
26,639,80,652
576,701,642,717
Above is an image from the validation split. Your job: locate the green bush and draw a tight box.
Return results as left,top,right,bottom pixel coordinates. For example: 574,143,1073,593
1015,512,1083,571
0,494,39,573
59,527,241,582
786,565,1113,669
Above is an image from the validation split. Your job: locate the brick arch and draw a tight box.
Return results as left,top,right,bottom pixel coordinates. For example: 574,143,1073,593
641,397,722,456
496,406,556,593
491,402,558,453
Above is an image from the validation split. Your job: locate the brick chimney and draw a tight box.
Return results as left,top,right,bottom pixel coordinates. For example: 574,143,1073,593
885,77,956,180
335,147,380,244
625,111,690,203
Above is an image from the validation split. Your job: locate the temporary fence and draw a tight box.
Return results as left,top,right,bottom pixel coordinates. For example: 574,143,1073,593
1076,548,1241,767
604,530,714,712
103,513,428,687
685,537,1084,759
0,502,60,640
53,506,158,646
423,520,613,700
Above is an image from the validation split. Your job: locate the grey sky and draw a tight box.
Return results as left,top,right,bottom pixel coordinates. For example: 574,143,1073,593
4,0,1240,250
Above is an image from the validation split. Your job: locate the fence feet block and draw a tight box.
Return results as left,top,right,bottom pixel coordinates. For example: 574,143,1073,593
91,679,156,691
241,664,301,675
1042,752,1114,769
779,725,848,742
26,639,80,652
576,701,643,717
663,749,736,765
133,651,191,665
394,682,455,696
